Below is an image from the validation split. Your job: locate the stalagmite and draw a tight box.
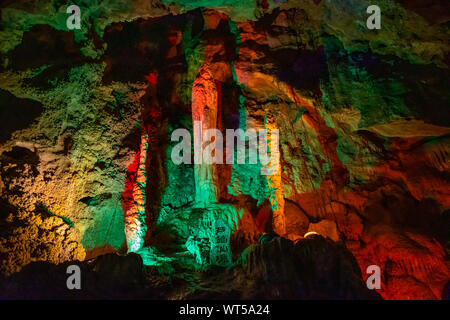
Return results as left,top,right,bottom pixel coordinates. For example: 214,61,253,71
262,114,285,236
125,133,149,252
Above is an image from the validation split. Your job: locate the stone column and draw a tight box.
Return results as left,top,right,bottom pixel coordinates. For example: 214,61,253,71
192,65,220,206
124,132,149,252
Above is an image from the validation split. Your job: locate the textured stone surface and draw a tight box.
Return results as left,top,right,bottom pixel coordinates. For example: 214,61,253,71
0,236,380,300
0,0,449,299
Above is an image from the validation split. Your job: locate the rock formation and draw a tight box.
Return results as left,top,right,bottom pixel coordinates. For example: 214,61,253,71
0,0,448,299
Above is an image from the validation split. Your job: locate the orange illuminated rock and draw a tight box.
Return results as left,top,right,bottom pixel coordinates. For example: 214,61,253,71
307,220,340,242
192,65,220,205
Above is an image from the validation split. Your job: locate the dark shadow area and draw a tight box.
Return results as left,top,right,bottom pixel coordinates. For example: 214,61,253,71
7,24,86,72
0,89,44,144
102,10,203,84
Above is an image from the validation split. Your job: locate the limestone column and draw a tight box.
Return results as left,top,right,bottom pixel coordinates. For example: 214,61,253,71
263,114,285,236
125,132,149,252
192,65,220,206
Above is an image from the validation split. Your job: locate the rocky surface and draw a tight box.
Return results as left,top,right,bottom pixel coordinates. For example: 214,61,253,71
0,235,380,299
0,0,449,299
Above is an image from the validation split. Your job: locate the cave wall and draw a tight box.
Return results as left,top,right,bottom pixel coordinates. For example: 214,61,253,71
0,0,449,299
